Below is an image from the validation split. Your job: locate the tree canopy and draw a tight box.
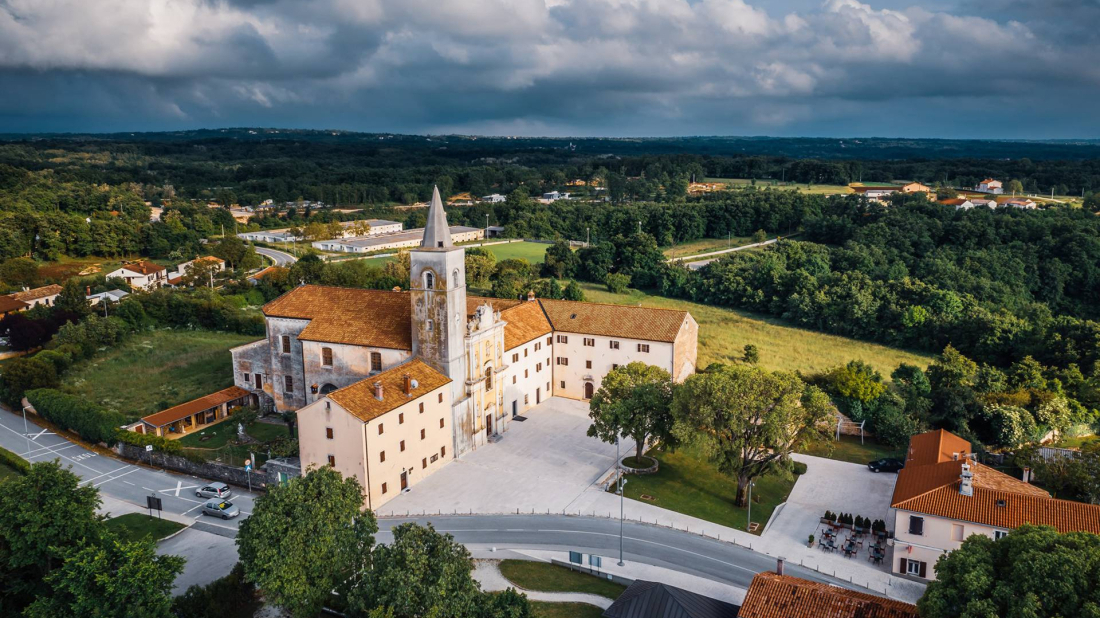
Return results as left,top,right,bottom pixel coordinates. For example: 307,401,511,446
587,362,676,461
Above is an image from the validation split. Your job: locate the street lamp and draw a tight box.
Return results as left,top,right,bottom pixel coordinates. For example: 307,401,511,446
746,480,756,532
21,405,32,453
617,434,626,566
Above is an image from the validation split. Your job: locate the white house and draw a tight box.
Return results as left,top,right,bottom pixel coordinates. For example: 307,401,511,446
977,179,1004,194
106,261,167,291
9,284,62,309
1002,198,1037,210
480,194,506,203
168,256,226,286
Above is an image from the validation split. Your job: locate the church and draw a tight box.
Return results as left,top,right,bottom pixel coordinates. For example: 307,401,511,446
231,188,698,508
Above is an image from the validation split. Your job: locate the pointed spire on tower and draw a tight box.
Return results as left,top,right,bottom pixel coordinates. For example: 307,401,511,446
421,186,453,250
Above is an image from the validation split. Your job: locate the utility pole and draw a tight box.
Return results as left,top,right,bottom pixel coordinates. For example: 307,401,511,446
747,480,755,532
617,434,625,566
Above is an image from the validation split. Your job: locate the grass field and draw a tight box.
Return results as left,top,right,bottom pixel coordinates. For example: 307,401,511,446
498,560,626,600
346,241,550,268
61,329,257,420
177,419,290,449
704,177,852,196
618,445,796,534
577,283,930,376
104,513,185,542
531,602,604,618
799,435,902,465
0,462,20,482
663,236,766,259
36,255,174,283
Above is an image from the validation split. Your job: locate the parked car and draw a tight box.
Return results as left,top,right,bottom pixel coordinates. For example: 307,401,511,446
867,458,905,473
202,500,240,520
196,482,232,499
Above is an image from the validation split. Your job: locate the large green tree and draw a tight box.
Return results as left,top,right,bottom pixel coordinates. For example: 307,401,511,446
918,525,1100,618
0,462,104,613
236,466,377,618
671,364,831,506
24,537,184,618
587,362,676,461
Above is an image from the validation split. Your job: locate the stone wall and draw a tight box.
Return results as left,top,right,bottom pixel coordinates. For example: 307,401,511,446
115,443,270,491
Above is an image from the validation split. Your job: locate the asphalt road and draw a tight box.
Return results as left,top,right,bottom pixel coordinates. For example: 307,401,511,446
0,406,257,533
254,246,297,266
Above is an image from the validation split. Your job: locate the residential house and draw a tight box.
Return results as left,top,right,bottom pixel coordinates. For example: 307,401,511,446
900,182,933,195
602,580,739,618
738,569,918,618
168,256,226,286
891,429,1100,581
310,226,483,253
850,185,899,202
969,198,998,209
0,296,29,316
977,179,1004,194
133,386,253,438
106,261,167,291
540,191,569,202
940,198,975,210
1002,198,1037,210
480,194,507,203
9,284,62,309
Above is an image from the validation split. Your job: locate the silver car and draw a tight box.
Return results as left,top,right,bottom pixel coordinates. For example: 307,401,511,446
196,482,232,499
202,500,240,520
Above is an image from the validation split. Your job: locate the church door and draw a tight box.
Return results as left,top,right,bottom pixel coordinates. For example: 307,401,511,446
400,470,408,491
536,388,541,404
486,414,492,437
584,382,594,399
512,400,517,418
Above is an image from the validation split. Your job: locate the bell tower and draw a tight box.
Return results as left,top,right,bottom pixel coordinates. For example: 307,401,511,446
410,186,467,396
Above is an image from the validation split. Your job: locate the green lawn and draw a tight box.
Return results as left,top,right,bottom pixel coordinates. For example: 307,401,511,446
176,419,290,449
616,446,797,535
663,236,764,259
1052,434,1098,450
61,329,257,421
247,420,291,442
0,463,21,482
104,513,185,542
531,602,605,618
498,560,626,600
483,241,550,264
704,177,852,196
799,435,902,465
578,283,931,376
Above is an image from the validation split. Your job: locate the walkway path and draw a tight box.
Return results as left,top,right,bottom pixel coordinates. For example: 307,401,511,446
671,238,781,270
473,559,613,609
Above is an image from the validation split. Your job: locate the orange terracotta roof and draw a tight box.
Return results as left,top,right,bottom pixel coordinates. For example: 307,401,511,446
739,572,918,618
0,296,29,313
539,299,690,343
167,276,183,286
939,198,968,206
125,260,166,275
141,386,251,427
263,285,413,350
195,256,225,264
10,284,62,302
249,266,283,281
905,428,973,467
326,359,451,423
499,301,553,350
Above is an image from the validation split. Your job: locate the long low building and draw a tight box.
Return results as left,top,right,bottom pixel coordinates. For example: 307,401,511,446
311,226,483,253
238,219,403,244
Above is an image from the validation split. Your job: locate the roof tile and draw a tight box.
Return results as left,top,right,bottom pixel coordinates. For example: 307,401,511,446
739,572,919,618
539,298,690,343
326,359,451,423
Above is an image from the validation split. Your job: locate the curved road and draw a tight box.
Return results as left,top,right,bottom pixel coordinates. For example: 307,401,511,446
379,515,880,596
254,246,297,266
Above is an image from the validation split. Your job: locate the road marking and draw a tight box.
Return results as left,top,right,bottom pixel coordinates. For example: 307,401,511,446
184,503,205,515
79,465,134,486
123,481,135,486
24,442,81,458
30,428,50,440
93,467,141,488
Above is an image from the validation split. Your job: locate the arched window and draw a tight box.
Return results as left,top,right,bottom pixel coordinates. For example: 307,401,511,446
453,268,460,288
424,271,434,289
485,366,493,391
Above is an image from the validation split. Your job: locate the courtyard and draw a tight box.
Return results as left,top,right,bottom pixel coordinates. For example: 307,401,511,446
376,397,635,516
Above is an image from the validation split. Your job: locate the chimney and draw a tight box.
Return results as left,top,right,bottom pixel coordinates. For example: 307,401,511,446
776,557,785,576
959,462,974,497
373,381,383,401
1023,467,1032,483
403,373,412,396
527,290,536,302
86,286,91,295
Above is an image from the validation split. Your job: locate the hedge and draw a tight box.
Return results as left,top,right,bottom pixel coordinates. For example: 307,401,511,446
25,388,126,445
0,445,30,476
115,429,183,454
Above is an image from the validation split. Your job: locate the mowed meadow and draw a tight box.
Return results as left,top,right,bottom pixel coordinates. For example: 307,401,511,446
577,283,931,376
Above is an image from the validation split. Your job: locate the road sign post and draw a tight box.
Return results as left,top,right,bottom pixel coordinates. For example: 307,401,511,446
245,456,253,492
146,494,163,519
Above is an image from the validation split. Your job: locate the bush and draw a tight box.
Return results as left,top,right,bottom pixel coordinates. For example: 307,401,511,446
0,445,30,476
172,563,261,618
34,349,73,373
0,356,59,406
792,460,808,475
605,272,630,294
115,430,183,455
26,389,126,445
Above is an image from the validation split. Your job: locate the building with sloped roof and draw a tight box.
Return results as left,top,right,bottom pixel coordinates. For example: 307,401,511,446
230,186,697,508
890,428,1100,581
738,571,917,618
603,580,739,618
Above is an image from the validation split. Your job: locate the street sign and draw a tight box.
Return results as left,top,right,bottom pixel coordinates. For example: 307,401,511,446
146,495,163,518
569,551,582,565
145,444,153,452
589,555,602,568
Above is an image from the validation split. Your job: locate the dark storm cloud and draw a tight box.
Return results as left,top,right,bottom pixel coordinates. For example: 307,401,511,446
0,0,1097,137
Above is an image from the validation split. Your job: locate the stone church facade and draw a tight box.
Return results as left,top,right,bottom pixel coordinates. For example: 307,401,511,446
231,187,698,507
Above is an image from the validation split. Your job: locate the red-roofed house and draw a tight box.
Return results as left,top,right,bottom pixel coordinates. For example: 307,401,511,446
106,261,168,291
977,179,1004,194
891,429,1100,581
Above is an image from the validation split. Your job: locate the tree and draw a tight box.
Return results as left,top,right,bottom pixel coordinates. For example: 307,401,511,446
587,362,676,462
751,229,767,243
918,525,1100,618
0,355,58,406
181,258,221,288
742,344,760,364
542,241,578,279
54,279,90,316
562,280,584,301
289,253,327,284
0,462,104,612
671,364,831,506
236,466,377,618
0,257,38,289
825,360,886,404
24,537,184,618
465,247,497,284
605,272,629,294
1006,179,1025,195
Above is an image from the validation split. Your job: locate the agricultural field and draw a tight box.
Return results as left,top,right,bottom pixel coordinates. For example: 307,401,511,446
61,329,257,420
345,241,550,268
703,177,852,196
578,283,931,376
35,255,173,283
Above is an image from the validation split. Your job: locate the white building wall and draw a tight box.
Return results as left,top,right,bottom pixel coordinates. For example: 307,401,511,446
549,332,675,401
301,341,411,406
501,334,554,418
891,508,1011,581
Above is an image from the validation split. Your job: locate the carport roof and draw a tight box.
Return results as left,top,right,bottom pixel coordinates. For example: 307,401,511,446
141,386,251,427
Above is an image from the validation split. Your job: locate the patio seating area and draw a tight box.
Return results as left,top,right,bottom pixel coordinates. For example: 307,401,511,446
817,523,890,566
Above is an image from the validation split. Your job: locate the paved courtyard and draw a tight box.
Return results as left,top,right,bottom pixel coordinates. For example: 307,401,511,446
377,397,634,516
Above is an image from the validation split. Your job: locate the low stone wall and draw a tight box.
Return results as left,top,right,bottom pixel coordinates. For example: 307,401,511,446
114,443,269,491
620,456,659,475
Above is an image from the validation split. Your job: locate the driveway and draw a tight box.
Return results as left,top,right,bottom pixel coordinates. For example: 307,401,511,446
377,397,634,516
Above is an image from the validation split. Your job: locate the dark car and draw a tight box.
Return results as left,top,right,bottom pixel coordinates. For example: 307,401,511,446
868,458,905,473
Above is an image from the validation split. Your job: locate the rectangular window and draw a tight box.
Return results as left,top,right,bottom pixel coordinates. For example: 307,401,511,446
242,372,250,382
637,343,650,353
524,394,529,404
556,357,568,366
322,347,333,366
560,381,565,389
546,336,552,345
400,440,405,452
952,524,964,542
399,413,404,424
370,352,382,372
419,402,424,414
439,418,445,428
327,455,335,467
586,360,592,369
381,482,387,494
906,560,924,577
378,423,384,435
512,353,519,363
610,340,620,350
420,429,425,440
994,530,1009,540
325,427,333,440
441,446,446,457
583,338,595,347
284,375,293,394
422,457,427,469
512,376,516,384
254,373,262,389
281,335,291,354
380,451,385,463
536,363,541,372
430,454,439,463
524,348,528,358
525,369,529,378
438,393,443,403
908,516,924,536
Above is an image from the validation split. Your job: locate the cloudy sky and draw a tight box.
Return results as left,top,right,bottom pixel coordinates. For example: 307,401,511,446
0,0,1097,138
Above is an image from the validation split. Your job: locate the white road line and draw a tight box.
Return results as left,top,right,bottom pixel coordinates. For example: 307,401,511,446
78,465,134,486
183,503,205,515
93,467,141,488
24,442,81,458
0,423,103,473
30,428,50,440
123,481,135,486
